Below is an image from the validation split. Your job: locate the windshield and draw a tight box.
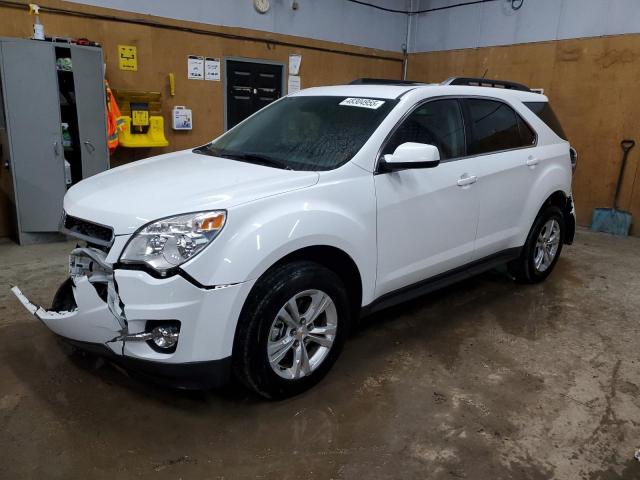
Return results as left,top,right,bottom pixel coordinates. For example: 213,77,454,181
195,96,398,171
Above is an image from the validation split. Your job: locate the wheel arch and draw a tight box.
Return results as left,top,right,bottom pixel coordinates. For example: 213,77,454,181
248,245,363,322
537,190,575,245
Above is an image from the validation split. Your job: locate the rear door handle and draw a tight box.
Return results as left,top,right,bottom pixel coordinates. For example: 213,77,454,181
457,174,477,187
526,156,539,167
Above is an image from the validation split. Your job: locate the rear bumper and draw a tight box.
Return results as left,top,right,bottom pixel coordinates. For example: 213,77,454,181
62,338,232,389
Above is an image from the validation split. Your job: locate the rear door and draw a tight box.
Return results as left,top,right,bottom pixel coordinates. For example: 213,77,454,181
461,98,538,260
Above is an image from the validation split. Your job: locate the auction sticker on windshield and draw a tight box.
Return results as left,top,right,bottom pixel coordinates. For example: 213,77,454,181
339,98,385,109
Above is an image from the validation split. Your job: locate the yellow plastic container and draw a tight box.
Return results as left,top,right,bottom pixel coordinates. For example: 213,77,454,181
117,116,169,148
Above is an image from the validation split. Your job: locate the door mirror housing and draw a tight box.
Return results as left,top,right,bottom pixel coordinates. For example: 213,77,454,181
379,142,440,173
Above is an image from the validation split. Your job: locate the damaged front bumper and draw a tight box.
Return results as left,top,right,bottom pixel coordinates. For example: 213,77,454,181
11,247,251,389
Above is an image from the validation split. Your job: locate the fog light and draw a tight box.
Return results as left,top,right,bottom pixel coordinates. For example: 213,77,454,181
151,325,179,349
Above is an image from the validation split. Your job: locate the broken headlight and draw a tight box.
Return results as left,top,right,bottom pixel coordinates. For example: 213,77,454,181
120,210,226,273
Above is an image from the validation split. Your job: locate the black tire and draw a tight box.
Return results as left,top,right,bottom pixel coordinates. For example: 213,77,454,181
232,261,351,399
509,205,565,284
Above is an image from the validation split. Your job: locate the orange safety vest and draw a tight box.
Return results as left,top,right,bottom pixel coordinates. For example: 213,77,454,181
105,81,125,153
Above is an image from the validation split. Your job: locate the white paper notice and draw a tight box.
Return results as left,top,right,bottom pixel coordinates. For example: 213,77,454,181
187,55,204,80
339,97,385,109
205,57,220,81
288,75,301,93
289,54,302,75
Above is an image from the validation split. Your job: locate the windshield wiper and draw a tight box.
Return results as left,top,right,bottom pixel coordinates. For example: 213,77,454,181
218,151,293,170
192,144,213,155
193,146,293,170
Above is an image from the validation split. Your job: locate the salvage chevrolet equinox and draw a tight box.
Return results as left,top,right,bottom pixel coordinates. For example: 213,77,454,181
13,77,576,398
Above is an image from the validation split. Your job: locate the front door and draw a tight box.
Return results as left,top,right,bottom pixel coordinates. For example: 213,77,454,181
374,98,480,297
226,59,283,130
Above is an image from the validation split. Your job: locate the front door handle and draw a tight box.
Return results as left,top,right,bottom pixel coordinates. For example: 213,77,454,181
526,156,539,167
457,174,477,187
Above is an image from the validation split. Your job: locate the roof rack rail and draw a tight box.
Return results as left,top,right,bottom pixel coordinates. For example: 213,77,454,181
442,77,531,92
350,78,426,86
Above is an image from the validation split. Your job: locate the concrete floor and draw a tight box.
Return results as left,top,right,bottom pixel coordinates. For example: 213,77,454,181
0,229,639,479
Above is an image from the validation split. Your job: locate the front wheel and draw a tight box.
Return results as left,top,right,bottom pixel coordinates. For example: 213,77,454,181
509,205,565,284
233,261,350,399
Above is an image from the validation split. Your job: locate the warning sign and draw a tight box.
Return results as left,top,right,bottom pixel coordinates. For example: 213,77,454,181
118,45,138,71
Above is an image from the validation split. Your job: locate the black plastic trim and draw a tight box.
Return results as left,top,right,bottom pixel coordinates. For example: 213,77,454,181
59,337,232,390
443,77,531,92
564,196,576,245
378,159,440,173
63,213,114,247
113,262,230,290
361,247,522,317
350,78,426,86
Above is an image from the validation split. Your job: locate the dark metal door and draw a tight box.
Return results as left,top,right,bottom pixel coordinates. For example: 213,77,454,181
71,44,109,178
226,60,282,130
0,39,65,232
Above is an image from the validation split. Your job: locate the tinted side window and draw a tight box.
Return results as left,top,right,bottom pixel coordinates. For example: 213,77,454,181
518,116,536,146
383,99,465,160
524,101,568,140
466,99,531,155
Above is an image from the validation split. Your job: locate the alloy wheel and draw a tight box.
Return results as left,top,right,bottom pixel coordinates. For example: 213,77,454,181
267,289,338,380
534,219,561,272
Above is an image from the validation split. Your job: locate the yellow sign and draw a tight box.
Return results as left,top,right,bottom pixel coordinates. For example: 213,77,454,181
131,110,149,127
118,45,137,71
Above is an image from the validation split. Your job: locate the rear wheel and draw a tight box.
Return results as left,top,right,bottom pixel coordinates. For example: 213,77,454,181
509,206,564,283
233,261,350,399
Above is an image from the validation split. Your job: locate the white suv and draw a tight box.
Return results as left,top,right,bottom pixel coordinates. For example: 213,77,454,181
13,78,576,398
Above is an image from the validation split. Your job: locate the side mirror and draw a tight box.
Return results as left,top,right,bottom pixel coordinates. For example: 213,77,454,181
379,142,440,173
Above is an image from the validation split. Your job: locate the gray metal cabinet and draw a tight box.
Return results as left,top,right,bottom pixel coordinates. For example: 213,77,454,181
71,44,109,179
0,38,109,244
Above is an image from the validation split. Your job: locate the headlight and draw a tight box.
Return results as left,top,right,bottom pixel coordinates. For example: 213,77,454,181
120,210,226,273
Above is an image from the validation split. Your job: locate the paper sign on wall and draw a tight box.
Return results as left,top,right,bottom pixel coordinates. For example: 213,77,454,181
288,75,301,93
187,55,204,80
118,45,137,71
205,57,220,81
289,54,302,75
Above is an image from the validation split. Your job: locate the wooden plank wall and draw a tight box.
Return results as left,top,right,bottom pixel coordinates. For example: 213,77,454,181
408,35,640,236
0,0,403,238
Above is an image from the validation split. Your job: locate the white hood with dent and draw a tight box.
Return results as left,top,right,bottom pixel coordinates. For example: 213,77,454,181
64,150,319,235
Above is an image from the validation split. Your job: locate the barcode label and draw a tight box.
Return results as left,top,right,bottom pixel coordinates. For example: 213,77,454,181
339,98,385,109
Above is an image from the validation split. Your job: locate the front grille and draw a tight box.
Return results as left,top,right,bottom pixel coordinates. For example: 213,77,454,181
63,214,114,246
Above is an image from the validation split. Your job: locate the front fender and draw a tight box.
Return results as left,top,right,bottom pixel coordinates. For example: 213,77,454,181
181,167,377,304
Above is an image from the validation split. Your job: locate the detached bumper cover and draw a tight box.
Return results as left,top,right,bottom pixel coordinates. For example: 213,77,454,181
11,250,254,388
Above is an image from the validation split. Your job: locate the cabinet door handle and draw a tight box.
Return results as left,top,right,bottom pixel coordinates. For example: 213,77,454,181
83,140,96,153
53,141,60,156
82,140,96,153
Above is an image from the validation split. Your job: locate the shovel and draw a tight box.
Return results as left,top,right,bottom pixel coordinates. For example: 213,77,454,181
591,139,635,235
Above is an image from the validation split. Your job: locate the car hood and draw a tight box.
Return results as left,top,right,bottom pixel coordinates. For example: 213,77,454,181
64,149,319,235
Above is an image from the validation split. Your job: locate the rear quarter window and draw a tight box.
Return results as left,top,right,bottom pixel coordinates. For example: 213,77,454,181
524,101,568,141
